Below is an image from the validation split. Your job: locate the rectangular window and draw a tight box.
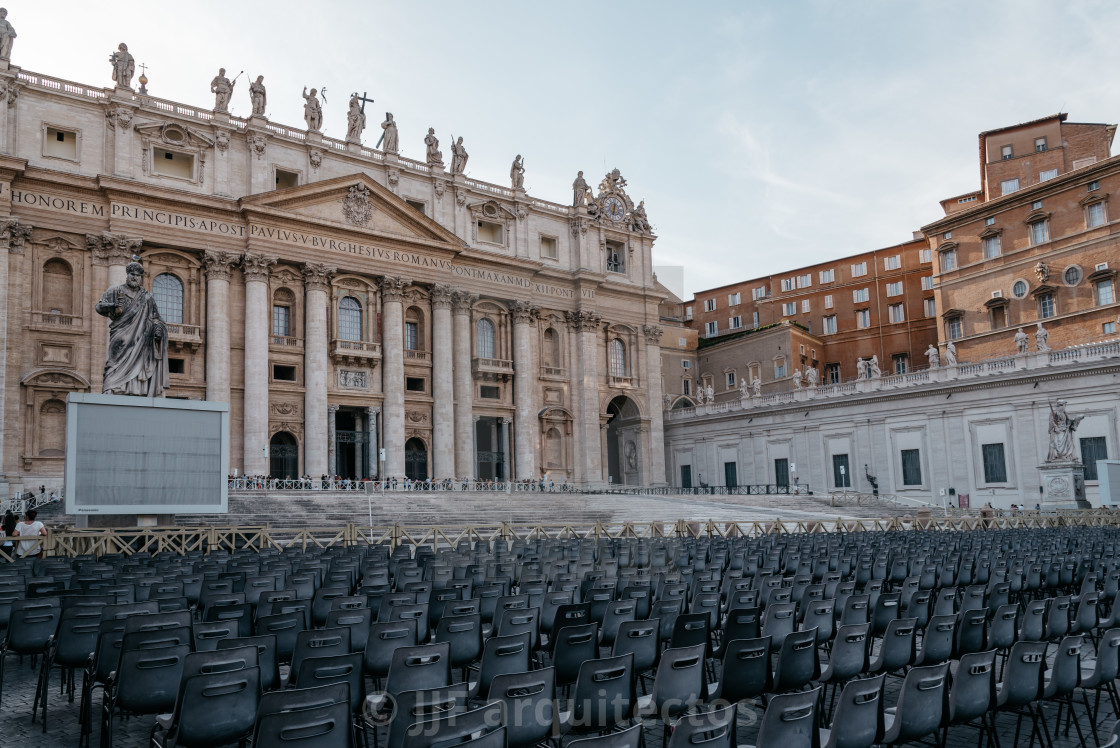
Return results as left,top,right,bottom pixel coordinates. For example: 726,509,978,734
852,288,869,303
819,269,835,283
1038,293,1055,319
947,317,962,339
797,274,812,288
921,276,934,291
1096,279,1114,305
725,372,736,389
728,292,741,305
406,377,426,393
884,255,901,271
801,299,810,313
940,250,958,272
168,358,185,375
729,315,742,329
901,449,922,485
1105,321,1117,334
774,360,787,378
1081,437,1108,480
751,311,760,328
918,248,932,263
851,262,867,277
540,235,558,259
924,298,937,317
856,309,871,328
832,454,851,488
752,286,767,300
405,321,419,350
479,385,500,399
682,379,691,396
1001,144,1013,160
272,364,297,382
822,315,837,334
477,220,503,244
1087,202,1107,228
680,359,692,369
892,354,908,374
272,305,291,337
684,306,693,321
1029,220,1049,245
606,241,625,273
888,303,905,323
782,302,796,316
704,298,716,312
704,321,718,337
981,443,1008,483
886,281,903,297
982,235,1001,259
1000,178,1020,195
151,147,193,180
781,278,795,292
44,126,78,160
275,168,299,190
824,294,834,309
1035,137,1047,152
826,363,840,384
405,198,426,214
1039,168,1058,182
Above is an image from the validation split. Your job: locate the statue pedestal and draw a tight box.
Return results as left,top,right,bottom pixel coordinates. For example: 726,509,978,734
212,111,231,126
346,141,363,155
306,131,323,145
247,114,268,128
1038,461,1089,509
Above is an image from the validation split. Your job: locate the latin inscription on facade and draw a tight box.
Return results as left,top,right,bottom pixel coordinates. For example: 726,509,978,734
13,189,105,216
112,203,245,236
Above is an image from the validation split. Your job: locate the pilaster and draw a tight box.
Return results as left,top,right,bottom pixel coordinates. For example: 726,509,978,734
510,300,539,480
643,324,667,486
303,262,335,477
379,275,410,478
203,250,237,403
241,252,276,475
430,283,455,480
452,290,478,479
0,217,31,490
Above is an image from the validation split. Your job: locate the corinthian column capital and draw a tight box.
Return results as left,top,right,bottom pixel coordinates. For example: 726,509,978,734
378,275,411,302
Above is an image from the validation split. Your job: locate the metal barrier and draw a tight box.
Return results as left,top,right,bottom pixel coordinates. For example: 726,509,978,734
5,509,1120,560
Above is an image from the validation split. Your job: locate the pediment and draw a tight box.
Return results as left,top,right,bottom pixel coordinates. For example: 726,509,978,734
467,200,517,222
135,121,214,150
241,173,464,247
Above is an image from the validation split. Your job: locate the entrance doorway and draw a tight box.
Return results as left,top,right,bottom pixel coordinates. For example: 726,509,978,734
605,396,642,485
475,416,506,481
680,465,692,489
832,454,851,488
724,462,738,489
405,438,428,481
269,431,298,480
775,458,789,489
334,409,371,480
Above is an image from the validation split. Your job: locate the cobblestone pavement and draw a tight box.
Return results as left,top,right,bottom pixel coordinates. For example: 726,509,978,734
1,643,1114,747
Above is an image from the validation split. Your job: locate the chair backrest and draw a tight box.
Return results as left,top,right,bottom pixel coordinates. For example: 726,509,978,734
113,644,191,715
570,653,635,733
1021,599,1048,641
774,627,819,692
827,674,884,748
474,632,531,699
997,640,1047,709
6,598,61,653
492,667,555,748
364,618,420,679
192,619,237,652
947,649,996,725
872,617,916,674
432,612,483,669
802,599,836,645
755,686,821,748
1089,627,1120,685
886,662,948,744
254,611,306,663
385,641,452,696
988,603,1019,651
400,700,504,748
870,592,900,636
712,636,772,703
666,702,735,748
551,622,600,687
1046,635,1083,698
670,612,710,650
1046,595,1072,640
720,606,761,653
838,594,870,626
824,623,869,682
649,644,705,721
292,652,364,713
917,614,956,666
325,607,372,654
259,682,349,717
173,667,261,747
613,619,660,675
254,700,355,748
385,683,469,748
955,608,987,657
218,635,280,691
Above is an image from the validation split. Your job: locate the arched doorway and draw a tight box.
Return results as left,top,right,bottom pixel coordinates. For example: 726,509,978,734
269,431,299,479
405,437,428,481
605,396,642,486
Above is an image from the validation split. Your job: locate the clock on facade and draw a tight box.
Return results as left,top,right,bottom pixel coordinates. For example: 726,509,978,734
603,196,625,222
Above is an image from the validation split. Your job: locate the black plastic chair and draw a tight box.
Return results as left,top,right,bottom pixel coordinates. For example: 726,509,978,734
469,631,531,701
101,643,190,748
867,617,916,677
740,686,821,748
559,652,636,740
218,634,281,690
914,614,956,667
399,699,504,748
666,702,735,748
994,640,1048,748
762,602,797,651
636,643,705,736
36,606,99,729
551,622,600,690
255,699,355,747
1040,634,1086,746
708,635,772,705
491,667,555,748
613,619,661,687
773,627,819,693
152,666,260,748
380,682,468,748
880,661,948,747
955,608,987,657
943,649,998,748
819,622,870,720
364,618,419,686
432,612,483,681
369,641,452,717
1067,626,1120,745
820,673,884,748
0,597,61,728
291,627,352,685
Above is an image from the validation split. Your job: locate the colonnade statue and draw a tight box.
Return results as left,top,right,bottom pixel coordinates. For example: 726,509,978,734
95,261,169,397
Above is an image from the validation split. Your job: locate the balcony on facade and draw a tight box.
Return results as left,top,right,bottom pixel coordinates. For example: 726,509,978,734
473,357,514,382
165,323,202,352
30,311,82,332
609,375,636,388
329,339,381,367
270,335,304,352
404,350,432,365
540,365,568,380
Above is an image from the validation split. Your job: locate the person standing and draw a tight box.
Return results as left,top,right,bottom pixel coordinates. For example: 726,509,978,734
14,509,45,559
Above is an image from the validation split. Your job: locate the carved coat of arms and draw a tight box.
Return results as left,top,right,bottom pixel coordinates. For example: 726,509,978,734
342,184,373,226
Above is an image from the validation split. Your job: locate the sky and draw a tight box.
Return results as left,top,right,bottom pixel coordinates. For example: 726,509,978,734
9,1,1120,298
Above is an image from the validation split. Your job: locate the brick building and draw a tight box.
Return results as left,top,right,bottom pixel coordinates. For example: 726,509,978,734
924,114,1120,360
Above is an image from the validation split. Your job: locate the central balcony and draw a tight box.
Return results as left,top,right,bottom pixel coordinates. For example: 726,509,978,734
165,323,202,352
473,357,514,382
330,339,381,366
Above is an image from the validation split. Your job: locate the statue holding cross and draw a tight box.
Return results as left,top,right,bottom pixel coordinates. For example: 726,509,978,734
346,91,374,144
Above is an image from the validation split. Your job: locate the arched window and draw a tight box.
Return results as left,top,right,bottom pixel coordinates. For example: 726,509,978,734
609,339,627,377
272,288,294,338
38,399,66,456
476,318,495,359
338,296,362,341
42,259,73,315
153,273,184,324
545,428,563,468
542,327,560,368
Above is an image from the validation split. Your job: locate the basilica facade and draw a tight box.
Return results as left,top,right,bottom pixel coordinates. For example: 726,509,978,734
0,47,667,494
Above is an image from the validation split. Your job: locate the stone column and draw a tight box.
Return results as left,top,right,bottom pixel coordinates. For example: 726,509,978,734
203,251,237,403
367,406,380,479
241,253,276,475
88,233,142,392
0,219,31,491
510,300,539,480
430,285,455,480
302,263,334,478
566,309,604,487
327,404,339,477
601,420,611,484
452,291,478,479
472,415,481,480
643,325,667,486
501,418,512,482
379,276,410,478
